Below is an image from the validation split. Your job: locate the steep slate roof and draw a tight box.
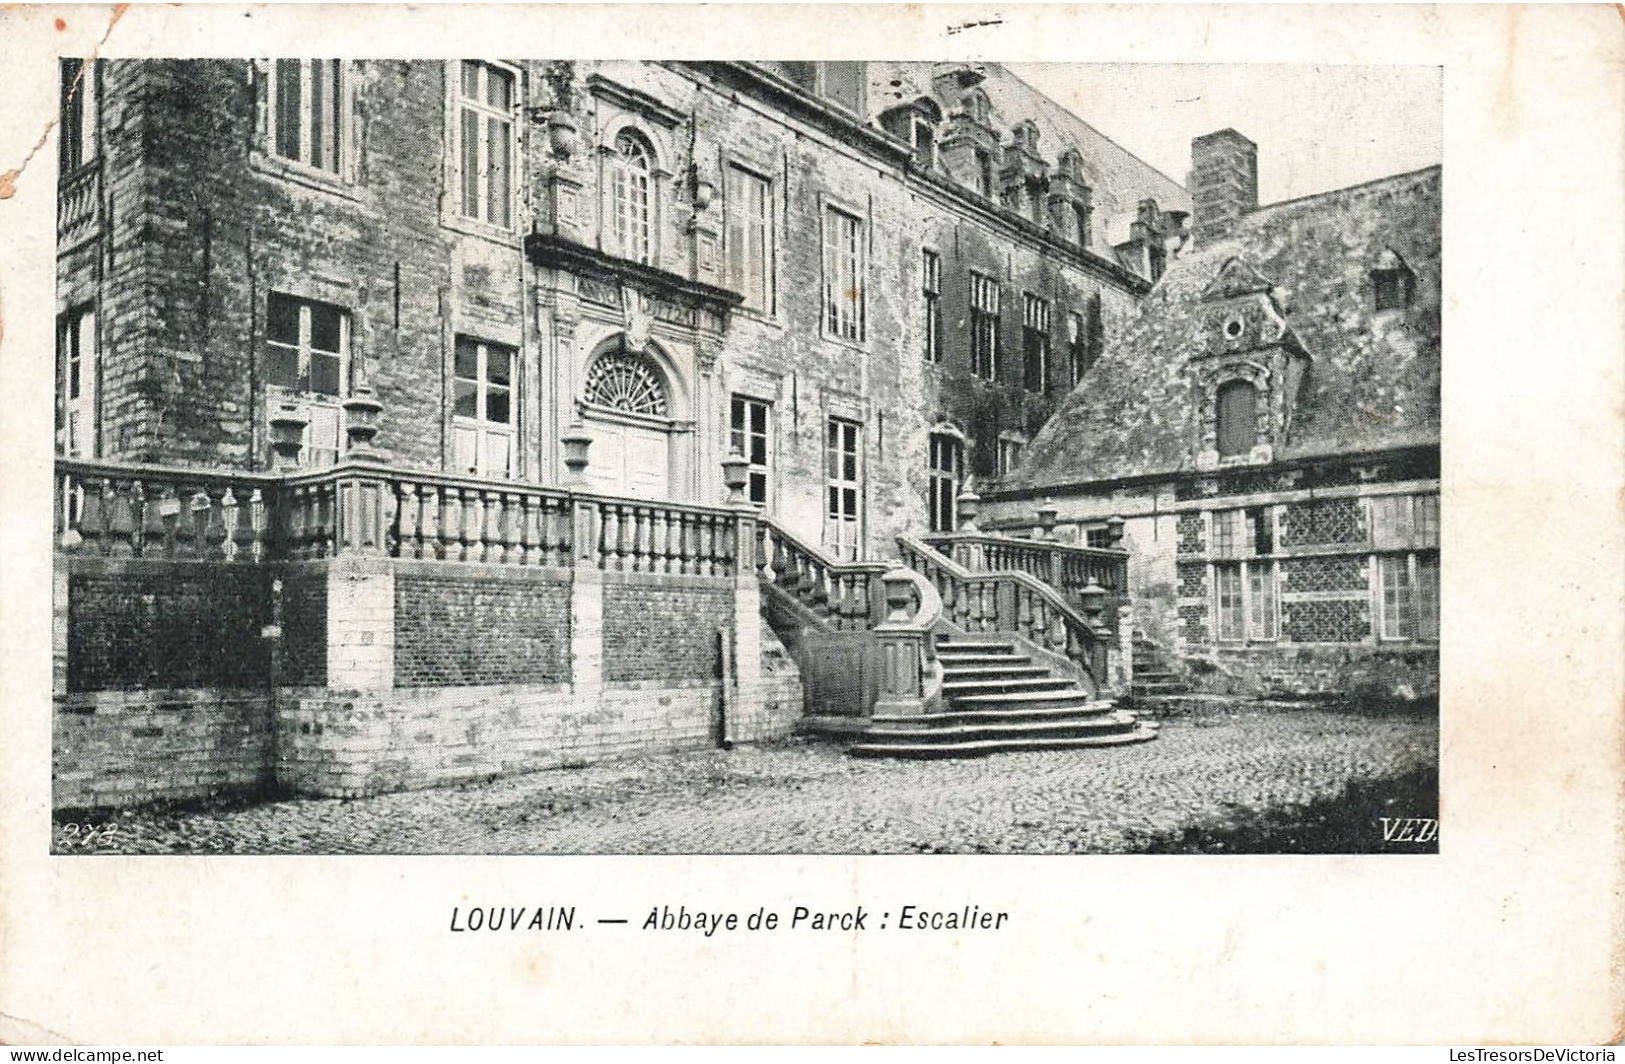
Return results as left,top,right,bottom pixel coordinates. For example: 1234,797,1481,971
867,63,1191,245
1009,164,1441,490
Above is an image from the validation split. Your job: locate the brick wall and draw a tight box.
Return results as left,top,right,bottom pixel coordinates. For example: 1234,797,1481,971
1281,498,1364,547
1200,645,1437,699
602,577,732,684
393,568,570,687
1282,555,1366,593
279,566,328,686
67,561,270,692
1176,512,1205,555
1283,600,1371,644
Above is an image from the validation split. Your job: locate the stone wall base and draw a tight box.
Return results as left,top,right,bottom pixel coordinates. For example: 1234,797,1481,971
54,663,804,810
1179,643,1438,701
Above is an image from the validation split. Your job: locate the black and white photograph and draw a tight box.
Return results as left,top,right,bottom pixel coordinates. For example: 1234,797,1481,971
49,51,1442,855
4,1,1622,1047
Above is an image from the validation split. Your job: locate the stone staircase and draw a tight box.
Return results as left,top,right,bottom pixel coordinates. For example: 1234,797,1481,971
847,633,1159,759
1130,632,1191,700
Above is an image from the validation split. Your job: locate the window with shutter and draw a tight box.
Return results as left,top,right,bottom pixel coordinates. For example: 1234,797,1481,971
725,165,772,312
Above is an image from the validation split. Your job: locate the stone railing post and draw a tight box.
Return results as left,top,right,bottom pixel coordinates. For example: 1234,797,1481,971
872,565,928,716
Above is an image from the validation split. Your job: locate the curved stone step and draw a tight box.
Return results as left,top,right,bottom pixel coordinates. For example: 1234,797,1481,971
949,690,1107,711
932,653,1033,667
856,716,1141,744
849,726,1161,759
871,704,1127,728
942,676,1079,695
938,664,1051,679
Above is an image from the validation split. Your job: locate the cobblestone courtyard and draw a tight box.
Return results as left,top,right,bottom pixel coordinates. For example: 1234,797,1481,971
59,706,1437,855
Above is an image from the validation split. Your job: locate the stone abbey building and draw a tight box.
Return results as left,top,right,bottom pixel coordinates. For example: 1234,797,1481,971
51,58,1437,809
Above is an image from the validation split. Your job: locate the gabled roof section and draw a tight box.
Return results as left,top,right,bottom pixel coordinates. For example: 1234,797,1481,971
1200,256,1276,301
867,62,1190,246
1006,165,1442,491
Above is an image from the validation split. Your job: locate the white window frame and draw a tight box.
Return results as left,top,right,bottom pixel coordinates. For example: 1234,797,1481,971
822,203,867,343
1211,507,1278,643
452,337,517,479
825,416,864,560
264,59,351,179
1376,553,1439,643
609,128,657,264
725,163,774,313
927,431,963,533
59,306,97,457
265,293,350,469
729,395,773,508
451,60,520,231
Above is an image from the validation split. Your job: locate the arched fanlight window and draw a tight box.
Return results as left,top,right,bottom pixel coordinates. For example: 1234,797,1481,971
611,129,654,264
1215,379,1257,458
584,347,668,417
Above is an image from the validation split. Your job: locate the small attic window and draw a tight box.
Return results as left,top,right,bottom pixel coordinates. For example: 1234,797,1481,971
1216,379,1257,458
910,117,936,168
1371,248,1416,312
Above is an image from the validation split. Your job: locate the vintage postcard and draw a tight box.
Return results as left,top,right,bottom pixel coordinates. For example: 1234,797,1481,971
1,1,1620,1046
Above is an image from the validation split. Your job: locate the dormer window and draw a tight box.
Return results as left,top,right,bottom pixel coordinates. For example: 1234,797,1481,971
1215,379,1257,458
910,117,936,168
1371,248,1416,311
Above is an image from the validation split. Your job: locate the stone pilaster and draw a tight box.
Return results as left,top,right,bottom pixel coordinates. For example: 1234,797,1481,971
325,556,394,691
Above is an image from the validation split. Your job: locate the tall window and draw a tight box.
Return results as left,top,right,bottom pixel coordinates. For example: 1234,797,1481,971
970,272,1000,380
1379,554,1439,641
270,60,344,175
1215,379,1257,458
825,417,863,560
823,206,865,342
910,117,936,168
266,293,347,467
266,293,347,397
1372,493,1440,642
730,396,772,507
611,130,654,263
59,59,96,173
1067,312,1086,386
457,61,515,228
1022,294,1050,393
973,148,994,198
927,433,963,533
922,249,942,363
996,434,1026,477
1212,507,1277,641
58,306,97,457
453,338,516,478
725,165,772,312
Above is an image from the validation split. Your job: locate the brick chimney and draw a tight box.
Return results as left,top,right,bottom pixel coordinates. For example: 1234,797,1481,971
1189,129,1258,247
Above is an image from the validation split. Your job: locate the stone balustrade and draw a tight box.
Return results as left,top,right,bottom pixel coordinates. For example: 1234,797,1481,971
57,457,762,581
899,533,1110,688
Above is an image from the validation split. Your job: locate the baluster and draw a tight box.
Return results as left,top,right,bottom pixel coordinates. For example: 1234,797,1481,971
130,477,158,558
1048,604,1069,656
318,482,338,557
247,488,267,563
706,514,724,577
103,478,136,558
667,511,686,575
480,490,500,563
554,497,575,568
643,506,664,574
202,486,228,560
513,493,534,566
136,481,165,559
443,488,465,561
396,483,420,560
71,480,104,558
636,506,654,573
220,488,240,563
419,484,441,560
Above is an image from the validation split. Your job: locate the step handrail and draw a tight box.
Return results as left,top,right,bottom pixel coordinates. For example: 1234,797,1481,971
897,532,1109,686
